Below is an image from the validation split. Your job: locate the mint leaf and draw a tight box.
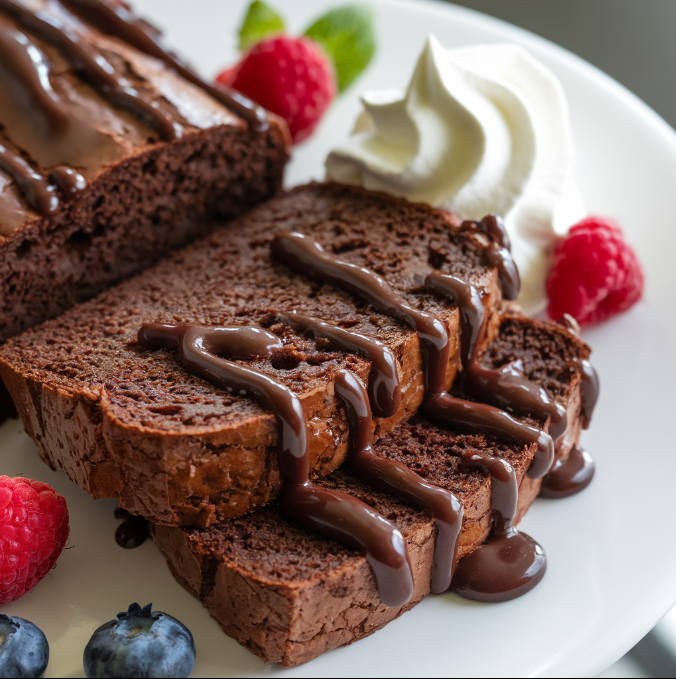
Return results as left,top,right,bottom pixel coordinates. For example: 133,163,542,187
238,1,285,51
304,6,376,92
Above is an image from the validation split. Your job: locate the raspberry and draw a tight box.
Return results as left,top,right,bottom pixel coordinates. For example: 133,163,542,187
217,35,336,143
546,217,644,325
0,476,69,605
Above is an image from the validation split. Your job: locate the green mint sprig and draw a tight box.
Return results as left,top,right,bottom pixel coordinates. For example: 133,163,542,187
304,6,376,92
238,0,285,51
237,1,376,93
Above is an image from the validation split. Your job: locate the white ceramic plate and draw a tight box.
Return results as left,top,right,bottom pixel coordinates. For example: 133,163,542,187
2,1,675,677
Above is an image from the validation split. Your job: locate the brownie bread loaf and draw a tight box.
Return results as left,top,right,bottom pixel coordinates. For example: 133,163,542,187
0,0,289,344
0,184,507,526
151,313,589,667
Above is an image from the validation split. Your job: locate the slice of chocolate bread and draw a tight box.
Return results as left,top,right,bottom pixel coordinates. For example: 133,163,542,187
0,184,506,526
0,0,289,343
150,312,590,667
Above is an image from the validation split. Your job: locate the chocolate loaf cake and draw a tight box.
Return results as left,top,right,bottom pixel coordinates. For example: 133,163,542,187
151,313,589,667
0,0,289,344
0,184,508,526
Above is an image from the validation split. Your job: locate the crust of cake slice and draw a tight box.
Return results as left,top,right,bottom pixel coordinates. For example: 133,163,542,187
0,185,504,526
150,315,590,667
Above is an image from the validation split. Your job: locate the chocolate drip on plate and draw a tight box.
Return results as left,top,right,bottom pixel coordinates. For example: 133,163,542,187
272,232,450,397
540,445,595,499
114,507,149,549
278,311,401,419
59,0,269,130
0,0,181,140
335,370,463,594
450,453,547,602
138,323,414,608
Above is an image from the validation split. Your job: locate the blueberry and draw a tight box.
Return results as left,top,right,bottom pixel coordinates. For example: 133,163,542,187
0,614,49,679
83,603,195,678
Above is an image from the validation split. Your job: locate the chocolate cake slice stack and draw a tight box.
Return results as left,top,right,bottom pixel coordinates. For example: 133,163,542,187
0,184,505,525
0,184,597,666
151,312,590,667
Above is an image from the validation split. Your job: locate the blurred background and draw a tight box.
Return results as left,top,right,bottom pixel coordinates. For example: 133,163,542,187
446,0,676,132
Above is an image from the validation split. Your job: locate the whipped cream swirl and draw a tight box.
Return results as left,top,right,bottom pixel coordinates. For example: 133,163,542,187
326,36,584,313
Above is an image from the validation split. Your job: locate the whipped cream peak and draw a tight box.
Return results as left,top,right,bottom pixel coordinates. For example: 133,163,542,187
326,36,584,313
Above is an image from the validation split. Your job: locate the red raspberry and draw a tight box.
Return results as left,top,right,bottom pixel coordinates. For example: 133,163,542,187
546,216,644,325
217,36,336,144
0,476,69,604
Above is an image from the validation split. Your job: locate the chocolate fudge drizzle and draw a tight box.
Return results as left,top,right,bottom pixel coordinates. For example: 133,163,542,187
272,231,556,475
278,311,401,419
459,215,520,301
0,0,181,141
0,0,270,216
114,507,149,549
270,226,593,600
138,323,414,608
425,272,560,477
0,18,89,213
450,452,547,602
59,0,269,130
0,144,59,215
577,358,599,430
540,444,595,498
138,215,598,606
335,370,463,593
270,232,451,397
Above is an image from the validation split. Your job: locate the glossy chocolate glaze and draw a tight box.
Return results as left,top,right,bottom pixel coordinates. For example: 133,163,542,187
138,323,414,607
0,144,58,215
425,271,565,452
460,215,520,301
335,370,463,594
0,18,87,212
423,392,554,479
271,237,559,464
540,445,595,499
450,452,547,602
577,358,599,429
0,22,70,133
0,0,181,140
114,507,148,549
271,228,564,600
271,232,450,397
49,165,86,199
60,0,269,130
556,313,581,337
278,311,401,419
139,220,596,605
